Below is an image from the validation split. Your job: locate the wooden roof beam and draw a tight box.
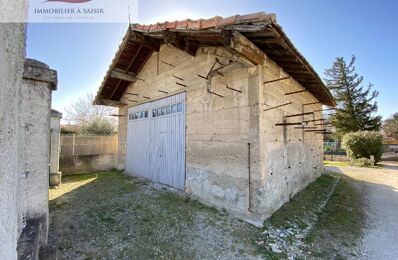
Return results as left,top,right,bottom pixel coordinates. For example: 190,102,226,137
223,30,265,65
110,69,137,83
96,98,127,106
244,30,279,38
164,31,199,56
130,31,161,52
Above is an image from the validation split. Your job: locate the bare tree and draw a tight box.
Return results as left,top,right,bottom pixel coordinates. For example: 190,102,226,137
64,93,117,126
383,113,398,139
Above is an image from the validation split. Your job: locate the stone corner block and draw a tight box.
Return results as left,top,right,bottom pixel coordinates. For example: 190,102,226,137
23,58,58,90
51,109,63,119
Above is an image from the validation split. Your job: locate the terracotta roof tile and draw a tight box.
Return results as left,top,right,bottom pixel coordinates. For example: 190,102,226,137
219,15,239,26
131,12,274,32
95,12,336,107
142,24,151,31
166,21,177,29
236,12,270,23
187,19,202,30
156,22,167,30
175,19,188,29
201,16,222,29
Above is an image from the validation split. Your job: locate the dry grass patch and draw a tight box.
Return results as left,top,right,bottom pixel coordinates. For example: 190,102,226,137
49,171,260,259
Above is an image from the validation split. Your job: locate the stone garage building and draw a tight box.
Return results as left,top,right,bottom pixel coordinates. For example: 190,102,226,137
94,12,335,225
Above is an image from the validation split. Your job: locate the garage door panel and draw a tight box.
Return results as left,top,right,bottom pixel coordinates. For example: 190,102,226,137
126,93,185,190
126,103,151,179
153,113,185,190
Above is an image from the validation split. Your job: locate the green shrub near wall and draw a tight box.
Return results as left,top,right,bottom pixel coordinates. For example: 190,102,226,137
342,131,383,164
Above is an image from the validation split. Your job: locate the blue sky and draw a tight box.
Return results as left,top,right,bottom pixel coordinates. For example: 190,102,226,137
27,0,398,120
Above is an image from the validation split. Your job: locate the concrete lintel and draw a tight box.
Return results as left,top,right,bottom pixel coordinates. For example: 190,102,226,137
23,59,58,90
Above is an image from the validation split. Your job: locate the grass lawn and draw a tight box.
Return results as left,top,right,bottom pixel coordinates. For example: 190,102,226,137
257,172,364,259
49,171,364,259
324,160,382,169
324,160,350,167
49,171,259,259
305,174,364,259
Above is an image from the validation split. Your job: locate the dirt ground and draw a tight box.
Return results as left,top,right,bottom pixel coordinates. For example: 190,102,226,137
327,161,398,259
49,171,364,259
49,172,261,260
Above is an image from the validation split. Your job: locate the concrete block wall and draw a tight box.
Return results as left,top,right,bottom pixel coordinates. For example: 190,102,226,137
253,57,324,221
61,154,117,174
118,45,263,220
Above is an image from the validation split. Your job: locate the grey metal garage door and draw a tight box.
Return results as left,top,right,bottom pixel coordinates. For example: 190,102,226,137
126,93,186,190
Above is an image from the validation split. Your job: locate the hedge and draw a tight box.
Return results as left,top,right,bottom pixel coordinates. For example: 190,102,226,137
342,131,383,164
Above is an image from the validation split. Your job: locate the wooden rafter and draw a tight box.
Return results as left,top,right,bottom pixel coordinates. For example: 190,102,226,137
125,45,143,73
164,31,199,56
130,31,161,51
223,30,265,65
110,69,137,83
96,98,126,106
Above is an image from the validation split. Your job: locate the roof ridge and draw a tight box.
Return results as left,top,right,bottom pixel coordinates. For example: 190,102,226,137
131,12,276,32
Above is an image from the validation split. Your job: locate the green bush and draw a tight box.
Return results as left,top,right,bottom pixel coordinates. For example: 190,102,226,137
80,117,116,135
324,144,333,152
61,127,77,135
342,131,383,164
336,148,346,153
350,158,373,167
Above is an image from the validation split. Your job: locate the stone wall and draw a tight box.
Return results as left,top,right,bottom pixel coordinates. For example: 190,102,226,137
116,45,324,225
254,57,324,222
118,45,263,222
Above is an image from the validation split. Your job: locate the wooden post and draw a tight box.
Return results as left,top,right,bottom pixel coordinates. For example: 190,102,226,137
72,134,75,156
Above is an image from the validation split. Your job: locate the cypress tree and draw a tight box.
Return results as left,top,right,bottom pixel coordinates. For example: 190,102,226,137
324,55,381,135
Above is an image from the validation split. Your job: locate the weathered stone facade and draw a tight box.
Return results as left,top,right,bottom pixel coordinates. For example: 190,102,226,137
116,45,324,225
0,22,27,260
20,59,57,247
0,20,58,258
255,58,323,221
